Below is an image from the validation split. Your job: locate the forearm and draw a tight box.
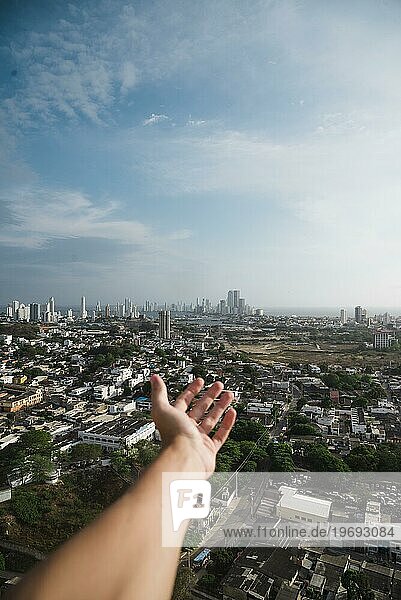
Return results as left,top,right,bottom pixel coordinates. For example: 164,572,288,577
10,437,200,600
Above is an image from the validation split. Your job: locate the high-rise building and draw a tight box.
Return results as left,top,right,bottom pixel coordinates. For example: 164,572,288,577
227,290,234,309
340,308,347,325
11,300,20,319
49,297,55,316
355,306,363,323
17,304,29,321
6,305,13,318
30,303,41,322
105,304,111,319
218,299,227,314
239,298,246,314
81,296,87,320
159,310,171,340
233,290,241,309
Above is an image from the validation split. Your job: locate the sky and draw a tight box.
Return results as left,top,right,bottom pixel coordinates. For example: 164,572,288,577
1,0,401,308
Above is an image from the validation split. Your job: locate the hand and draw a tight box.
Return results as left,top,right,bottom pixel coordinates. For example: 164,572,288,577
151,375,236,477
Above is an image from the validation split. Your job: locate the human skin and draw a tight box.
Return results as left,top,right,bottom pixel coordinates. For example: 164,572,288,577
9,375,236,600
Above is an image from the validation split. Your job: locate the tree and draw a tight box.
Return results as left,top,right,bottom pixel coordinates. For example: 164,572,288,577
172,567,196,600
0,551,5,571
345,446,377,471
210,549,237,577
19,430,52,456
129,440,159,468
304,444,349,472
289,423,319,436
70,443,102,463
230,419,266,442
341,571,374,600
30,454,54,483
11,489,45,526
267,442,295,472
110,451,131,477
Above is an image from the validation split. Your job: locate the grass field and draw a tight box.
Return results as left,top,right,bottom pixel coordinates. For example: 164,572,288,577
229,338,401,368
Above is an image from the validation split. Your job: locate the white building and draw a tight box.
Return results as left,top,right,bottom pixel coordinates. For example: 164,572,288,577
276,487,331,524
93,384,118,401
78,417,155,450
373,331,395,350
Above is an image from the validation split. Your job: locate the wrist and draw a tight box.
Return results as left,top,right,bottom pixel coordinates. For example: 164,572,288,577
162,435,208,475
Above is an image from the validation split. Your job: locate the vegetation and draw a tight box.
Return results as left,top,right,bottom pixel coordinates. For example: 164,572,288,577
0,430,53,484
303,444,349,472
69,443,103,463
341,570,374,600
345,443,401,471
172,566,196,600
0,323,39,339
267,442,295,471
86,344,138,371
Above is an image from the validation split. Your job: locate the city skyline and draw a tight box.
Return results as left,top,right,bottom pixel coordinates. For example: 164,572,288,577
1,1,401,305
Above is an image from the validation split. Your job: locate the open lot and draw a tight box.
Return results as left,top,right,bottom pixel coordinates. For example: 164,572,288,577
228,337,401,368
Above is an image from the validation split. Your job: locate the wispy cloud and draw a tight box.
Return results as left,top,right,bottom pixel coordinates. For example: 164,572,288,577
142,113,170,126
0,187,151,249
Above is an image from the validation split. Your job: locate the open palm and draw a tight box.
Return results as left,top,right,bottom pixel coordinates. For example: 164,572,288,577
151,374,236,476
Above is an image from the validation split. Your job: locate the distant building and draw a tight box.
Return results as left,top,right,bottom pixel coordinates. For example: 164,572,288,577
30,303,41,322
340,308,347,325
355,305,363,323
373,330,395,350
159,310,171,339
81,296,87,319
0,386,44,413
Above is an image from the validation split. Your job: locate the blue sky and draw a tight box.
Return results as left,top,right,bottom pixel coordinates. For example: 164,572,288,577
1,0,401,308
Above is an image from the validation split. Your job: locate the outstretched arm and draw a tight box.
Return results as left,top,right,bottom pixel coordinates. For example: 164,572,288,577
9,375,236,600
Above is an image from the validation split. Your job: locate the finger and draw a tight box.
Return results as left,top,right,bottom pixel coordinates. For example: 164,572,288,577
174,378,204,412
150,374,169,414
212,408,237,451
189,381,224,422
199,391,234,435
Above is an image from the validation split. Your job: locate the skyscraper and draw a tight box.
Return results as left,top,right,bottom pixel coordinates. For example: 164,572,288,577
159,310,171,340
49,297,55,315
227,290,234,309
355,306,363,323
30,303,41,322
81,296,87,320
340,308,347,325
233,290,241,309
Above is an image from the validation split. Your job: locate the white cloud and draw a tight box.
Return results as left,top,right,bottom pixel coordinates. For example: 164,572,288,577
142,113,170,126
0,187,150,249
120,62,138,94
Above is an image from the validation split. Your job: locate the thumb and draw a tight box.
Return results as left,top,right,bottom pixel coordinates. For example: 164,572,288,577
150,374,169,412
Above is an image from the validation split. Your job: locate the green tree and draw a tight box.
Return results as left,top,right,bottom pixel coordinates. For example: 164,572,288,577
341,571,374,600
230,419,266,442
19,430,52,456
172,567,196,600
304,444,349,472
129,440,159,468
70,443,102,463
345,446,377,471
30,454,53,483
210,549,237,577
110,451,131,477
11,489,46,526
